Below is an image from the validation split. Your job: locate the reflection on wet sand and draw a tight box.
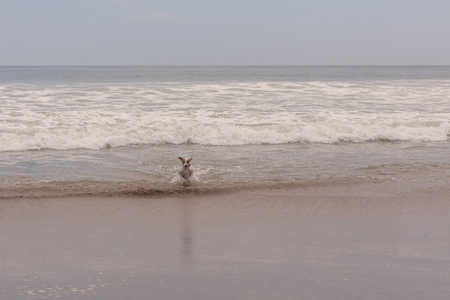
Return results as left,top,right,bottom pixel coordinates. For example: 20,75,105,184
180,198,193,270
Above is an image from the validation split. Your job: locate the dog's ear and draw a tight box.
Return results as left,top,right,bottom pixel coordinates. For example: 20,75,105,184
189,157,193,162
178,157,183,161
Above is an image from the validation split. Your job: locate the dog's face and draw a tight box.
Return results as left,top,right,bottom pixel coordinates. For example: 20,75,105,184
179,157,192,169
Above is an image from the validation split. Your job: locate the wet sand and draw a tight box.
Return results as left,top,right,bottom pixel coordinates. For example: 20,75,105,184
1,180,450,299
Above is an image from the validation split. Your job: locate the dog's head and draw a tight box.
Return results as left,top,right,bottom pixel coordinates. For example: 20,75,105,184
179,157,192,169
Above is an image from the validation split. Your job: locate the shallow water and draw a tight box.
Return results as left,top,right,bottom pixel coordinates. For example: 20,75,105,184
0,141,448,198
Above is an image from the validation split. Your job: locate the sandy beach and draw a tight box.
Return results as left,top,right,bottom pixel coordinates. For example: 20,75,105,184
1,180,450,299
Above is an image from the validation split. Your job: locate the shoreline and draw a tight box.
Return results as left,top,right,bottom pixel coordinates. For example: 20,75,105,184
2,180,450,299
1,172,449,200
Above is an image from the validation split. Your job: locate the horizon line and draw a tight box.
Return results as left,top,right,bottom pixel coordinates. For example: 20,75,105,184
1,64,450,68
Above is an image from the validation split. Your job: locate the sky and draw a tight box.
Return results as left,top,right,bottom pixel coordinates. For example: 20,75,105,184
1,0,449,65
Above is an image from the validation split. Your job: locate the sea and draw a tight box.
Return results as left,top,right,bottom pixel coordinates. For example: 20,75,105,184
0,66,449,198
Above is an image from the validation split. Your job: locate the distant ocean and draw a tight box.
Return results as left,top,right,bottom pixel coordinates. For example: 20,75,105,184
0,66,449,198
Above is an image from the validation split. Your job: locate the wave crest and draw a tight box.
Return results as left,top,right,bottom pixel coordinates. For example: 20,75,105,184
0,111,449,152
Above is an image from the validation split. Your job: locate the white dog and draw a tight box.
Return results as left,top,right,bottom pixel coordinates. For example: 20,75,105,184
178,157,193,186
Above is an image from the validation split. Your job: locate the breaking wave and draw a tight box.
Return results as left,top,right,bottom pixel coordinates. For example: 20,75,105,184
1,78,450,152
0,110,448,152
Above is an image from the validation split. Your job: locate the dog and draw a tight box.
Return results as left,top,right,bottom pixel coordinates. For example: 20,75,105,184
178,157,193,186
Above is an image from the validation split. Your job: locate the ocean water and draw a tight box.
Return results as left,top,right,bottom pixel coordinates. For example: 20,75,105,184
0,66,449,198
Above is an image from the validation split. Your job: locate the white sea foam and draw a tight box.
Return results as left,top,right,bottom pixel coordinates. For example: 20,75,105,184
0,109,448,151
1,79,449,151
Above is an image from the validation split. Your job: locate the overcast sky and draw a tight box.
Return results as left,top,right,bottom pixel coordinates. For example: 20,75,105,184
1,0,449,65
